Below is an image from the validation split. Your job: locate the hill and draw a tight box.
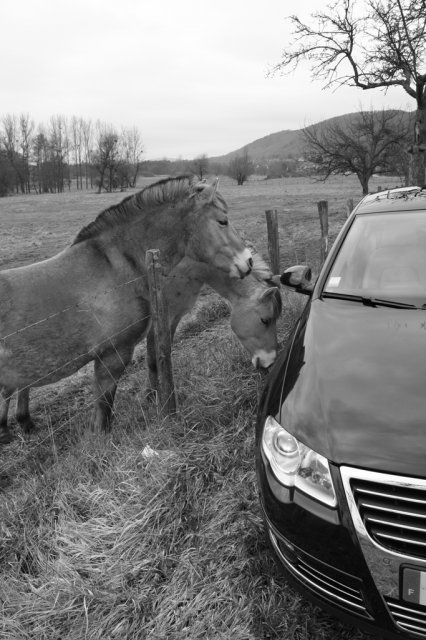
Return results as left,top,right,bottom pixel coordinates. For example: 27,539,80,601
210,110,411,164
210,129,304,163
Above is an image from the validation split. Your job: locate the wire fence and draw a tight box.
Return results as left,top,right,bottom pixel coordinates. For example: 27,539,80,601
0,271,178,439
0,372,152,480
0,240,269,442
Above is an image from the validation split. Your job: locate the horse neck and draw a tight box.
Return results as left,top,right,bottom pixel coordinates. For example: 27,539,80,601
99,209,186,273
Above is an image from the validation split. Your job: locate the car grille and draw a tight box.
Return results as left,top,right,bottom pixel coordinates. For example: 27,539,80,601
350,477,426,559
268,527,371,619
386,598,426,637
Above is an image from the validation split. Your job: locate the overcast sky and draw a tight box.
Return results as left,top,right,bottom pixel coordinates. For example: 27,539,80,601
1,0,412,159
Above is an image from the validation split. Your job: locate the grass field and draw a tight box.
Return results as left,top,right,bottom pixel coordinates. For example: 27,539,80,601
0,174,396,640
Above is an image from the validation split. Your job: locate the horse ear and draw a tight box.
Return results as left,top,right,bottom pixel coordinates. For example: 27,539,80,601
208,177,219,202
259,286,279,302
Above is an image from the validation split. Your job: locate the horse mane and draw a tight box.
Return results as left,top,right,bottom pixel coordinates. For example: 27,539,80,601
250,252,273,281
72,175,226,245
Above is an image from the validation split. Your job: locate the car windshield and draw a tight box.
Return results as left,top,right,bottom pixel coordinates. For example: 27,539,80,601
323,210,426,307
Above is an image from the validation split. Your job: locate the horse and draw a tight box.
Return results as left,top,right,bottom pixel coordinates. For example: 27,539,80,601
0,175,253,444
146,252,282,394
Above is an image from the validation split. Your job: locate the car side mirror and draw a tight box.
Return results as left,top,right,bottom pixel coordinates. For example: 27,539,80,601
280,265,313,296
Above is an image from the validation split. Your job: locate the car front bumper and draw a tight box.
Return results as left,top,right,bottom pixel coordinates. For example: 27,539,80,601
257,454,426,639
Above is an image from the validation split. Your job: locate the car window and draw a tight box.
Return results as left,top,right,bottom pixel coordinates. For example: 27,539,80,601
323,211,426,305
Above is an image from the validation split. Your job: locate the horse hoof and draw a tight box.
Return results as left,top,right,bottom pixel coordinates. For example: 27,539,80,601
0,429,14,445
19,417,36,434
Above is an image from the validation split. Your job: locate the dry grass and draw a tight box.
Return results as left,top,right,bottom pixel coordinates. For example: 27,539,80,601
0,176,384,640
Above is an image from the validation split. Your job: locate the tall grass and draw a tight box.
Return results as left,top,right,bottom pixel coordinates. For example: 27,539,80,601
0,293,372,640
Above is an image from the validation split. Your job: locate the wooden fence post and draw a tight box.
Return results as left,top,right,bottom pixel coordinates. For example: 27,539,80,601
346,198,354,218
317,200,329,264
265,209,280,274
146,249,176,415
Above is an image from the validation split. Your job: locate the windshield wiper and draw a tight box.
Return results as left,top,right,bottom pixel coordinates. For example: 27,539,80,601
322,291,419,309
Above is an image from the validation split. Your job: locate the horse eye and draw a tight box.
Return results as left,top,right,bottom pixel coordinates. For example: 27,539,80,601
261,318,271,326
218,218,228,226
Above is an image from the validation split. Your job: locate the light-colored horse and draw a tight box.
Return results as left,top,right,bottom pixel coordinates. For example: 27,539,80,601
0,176,253,443
146,253,281,394
9,254,282,439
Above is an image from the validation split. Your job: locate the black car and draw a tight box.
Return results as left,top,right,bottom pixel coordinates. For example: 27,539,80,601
256,187,426,639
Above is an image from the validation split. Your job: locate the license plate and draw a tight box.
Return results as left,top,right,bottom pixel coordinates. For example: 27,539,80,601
402,568,426,605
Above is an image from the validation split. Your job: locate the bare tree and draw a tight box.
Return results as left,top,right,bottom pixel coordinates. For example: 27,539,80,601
272,0,426,186
1,113,33,193
0,147,15,196
81,118,93,189
190,154,209,180
303,109,411,193
49,115,69,192
227,148,254,185
19,113,34,193
32,126,50,193
117,126,144,189
71,116,84,189
93,122,120,193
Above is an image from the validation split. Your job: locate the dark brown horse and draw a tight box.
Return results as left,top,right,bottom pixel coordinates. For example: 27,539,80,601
0,176,253,443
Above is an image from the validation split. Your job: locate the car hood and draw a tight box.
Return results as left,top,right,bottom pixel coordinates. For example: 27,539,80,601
279,298,426,477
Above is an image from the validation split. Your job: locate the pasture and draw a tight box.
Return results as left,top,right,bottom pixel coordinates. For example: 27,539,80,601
0,174,394,640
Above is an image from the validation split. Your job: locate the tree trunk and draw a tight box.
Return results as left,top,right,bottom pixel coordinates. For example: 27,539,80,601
409,107,426,187
359,173,369,195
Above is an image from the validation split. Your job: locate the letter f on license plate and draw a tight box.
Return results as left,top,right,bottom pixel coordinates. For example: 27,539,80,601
403,568,426,605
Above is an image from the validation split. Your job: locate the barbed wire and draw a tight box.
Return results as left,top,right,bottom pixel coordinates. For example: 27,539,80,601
0,261,215,437
1,274,147,342
5,312,152,395
0,248,267,345
0,269,161,418
0,270,191,344
0,309,158,456
1,359,153,471
0,254,267,438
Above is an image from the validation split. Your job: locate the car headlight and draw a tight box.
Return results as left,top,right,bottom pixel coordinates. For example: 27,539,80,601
262,415,337,508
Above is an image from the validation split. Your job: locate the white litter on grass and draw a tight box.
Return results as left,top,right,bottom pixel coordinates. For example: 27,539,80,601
141,445,159,459
141,445,177,461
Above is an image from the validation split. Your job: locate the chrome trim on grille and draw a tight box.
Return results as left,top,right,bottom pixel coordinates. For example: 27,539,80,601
361,502,426,521
341,466,426,602
386,598,426,637
378,532,426,547
369,517,426,534
268,527,370,618
357,487,426,506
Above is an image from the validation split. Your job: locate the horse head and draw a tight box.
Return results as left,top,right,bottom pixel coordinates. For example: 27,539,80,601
230,283,281,369
188,178,253,279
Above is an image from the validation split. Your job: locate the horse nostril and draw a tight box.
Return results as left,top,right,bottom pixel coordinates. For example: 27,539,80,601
248,256,253,268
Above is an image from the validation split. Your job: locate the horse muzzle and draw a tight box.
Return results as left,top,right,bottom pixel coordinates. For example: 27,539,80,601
252,349,277,370
231,250,253,279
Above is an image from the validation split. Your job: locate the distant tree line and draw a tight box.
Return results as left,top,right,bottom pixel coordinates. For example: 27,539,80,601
138,152,255,185
1,110,412,198
0,113,144,196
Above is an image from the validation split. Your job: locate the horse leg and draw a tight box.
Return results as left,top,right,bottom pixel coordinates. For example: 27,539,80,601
91,344,134,432
16,388,35,433
0,387,15,444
